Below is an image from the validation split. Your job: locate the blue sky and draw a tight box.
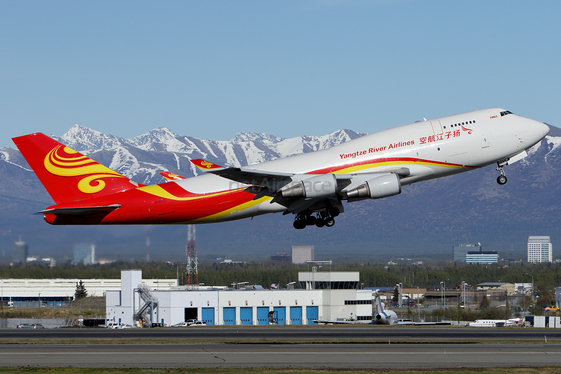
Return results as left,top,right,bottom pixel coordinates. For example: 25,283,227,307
2,1,560,147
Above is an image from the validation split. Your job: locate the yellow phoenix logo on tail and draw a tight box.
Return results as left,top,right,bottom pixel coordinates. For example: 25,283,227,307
44,145,126,194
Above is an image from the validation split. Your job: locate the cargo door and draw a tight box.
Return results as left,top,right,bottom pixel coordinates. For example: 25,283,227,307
290,306,302,325
240,307,253,325
306,306,318,325
273,307,286,325
257,307,270,325
201,307,215,326
223,307,236,325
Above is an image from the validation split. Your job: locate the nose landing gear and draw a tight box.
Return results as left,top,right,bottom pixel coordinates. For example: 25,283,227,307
496,162,508,185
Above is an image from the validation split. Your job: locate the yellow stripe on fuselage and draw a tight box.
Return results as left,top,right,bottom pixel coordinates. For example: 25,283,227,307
190,196,272,223
333,159,467,174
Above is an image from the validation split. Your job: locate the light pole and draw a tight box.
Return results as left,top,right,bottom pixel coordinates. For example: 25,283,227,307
440,281,445,306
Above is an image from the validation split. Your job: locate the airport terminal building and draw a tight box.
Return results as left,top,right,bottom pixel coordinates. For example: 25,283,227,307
106,270,373,326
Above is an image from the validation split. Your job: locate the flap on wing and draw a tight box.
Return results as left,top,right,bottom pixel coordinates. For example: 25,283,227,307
191,159,293,190
38,204,121,216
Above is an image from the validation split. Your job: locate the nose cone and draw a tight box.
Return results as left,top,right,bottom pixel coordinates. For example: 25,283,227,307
524,119,549,147
538,121,550,140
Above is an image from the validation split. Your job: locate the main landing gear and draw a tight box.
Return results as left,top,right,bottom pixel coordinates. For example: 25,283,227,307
496,162,508,185
293,208,340,230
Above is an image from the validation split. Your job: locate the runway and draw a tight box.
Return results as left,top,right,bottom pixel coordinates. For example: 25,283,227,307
1,326,561,369
1,343,561,369
2,325,561,341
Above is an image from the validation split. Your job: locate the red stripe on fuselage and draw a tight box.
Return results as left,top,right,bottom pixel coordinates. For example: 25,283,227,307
307,157,473,175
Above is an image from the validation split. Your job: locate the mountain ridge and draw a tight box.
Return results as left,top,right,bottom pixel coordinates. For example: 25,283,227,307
0,124,559,262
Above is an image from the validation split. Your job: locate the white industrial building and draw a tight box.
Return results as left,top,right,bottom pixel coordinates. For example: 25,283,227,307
0,277,177,307
106,270,373,326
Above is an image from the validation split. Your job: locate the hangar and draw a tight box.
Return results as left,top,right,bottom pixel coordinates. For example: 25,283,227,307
106,270,373,326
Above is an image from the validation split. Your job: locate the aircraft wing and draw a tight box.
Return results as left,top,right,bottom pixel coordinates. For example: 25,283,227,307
191,158,410,216
191,159,294,190
191,159,409,189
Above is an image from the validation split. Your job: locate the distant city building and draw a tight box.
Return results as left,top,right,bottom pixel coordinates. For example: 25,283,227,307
466,251,498,264
528,236,552,263
292,245,314,264
453,243,481,262
528,236,553,263
25,257,56,267
12,240,28,264
74,243,95,265
271,253,291,262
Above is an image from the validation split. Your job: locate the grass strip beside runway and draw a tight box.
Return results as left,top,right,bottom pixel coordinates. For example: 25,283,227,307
0,367,561,374
0,339,560,345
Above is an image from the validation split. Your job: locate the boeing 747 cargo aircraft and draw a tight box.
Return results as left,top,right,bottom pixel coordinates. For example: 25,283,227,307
13,108,549,229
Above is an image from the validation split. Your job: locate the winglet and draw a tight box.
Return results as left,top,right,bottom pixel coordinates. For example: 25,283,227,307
160,171,186,181
190,159,225,171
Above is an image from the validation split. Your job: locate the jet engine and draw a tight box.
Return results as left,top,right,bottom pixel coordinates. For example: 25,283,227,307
281,174,337,199
375,307,398,325
346,173,401,201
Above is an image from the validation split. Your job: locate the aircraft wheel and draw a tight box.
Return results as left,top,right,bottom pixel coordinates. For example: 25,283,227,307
497,175,507,185
325,218,335,227
316,219,325,228
306,215,317,226
329,207,340,217
293,220,306,229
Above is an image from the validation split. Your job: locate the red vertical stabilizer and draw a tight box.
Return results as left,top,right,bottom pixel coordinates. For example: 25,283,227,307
13,133,137,204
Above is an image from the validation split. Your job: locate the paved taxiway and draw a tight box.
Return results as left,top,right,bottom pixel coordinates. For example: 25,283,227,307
1,343,561,369
3,326,561,341
2,327,561,369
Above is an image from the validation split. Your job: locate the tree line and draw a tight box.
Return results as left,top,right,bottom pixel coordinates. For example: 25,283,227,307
1,260,559,302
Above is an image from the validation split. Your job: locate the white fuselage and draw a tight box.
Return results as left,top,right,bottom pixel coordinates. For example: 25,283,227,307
175,108,549,221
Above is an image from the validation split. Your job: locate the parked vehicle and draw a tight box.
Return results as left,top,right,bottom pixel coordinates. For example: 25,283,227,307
32,324,45,329
16,323,33,329
189,320,207,327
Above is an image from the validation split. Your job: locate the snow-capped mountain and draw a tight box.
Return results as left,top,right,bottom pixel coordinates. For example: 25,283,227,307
1,124,560,261
52,125,366,184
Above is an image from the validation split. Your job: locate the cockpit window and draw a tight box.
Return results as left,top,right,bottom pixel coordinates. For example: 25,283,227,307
500,110,513,117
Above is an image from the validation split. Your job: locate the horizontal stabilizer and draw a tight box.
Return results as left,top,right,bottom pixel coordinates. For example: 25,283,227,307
38,204,121,216
160,171,186,181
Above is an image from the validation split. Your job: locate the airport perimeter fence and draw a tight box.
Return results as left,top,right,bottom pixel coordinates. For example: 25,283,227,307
4,318,73,329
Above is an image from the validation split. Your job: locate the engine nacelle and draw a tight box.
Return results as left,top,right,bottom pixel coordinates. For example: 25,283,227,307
281,174,337,199
346,173,401,201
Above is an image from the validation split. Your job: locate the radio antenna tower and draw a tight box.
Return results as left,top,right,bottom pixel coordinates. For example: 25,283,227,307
186,225,198,289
